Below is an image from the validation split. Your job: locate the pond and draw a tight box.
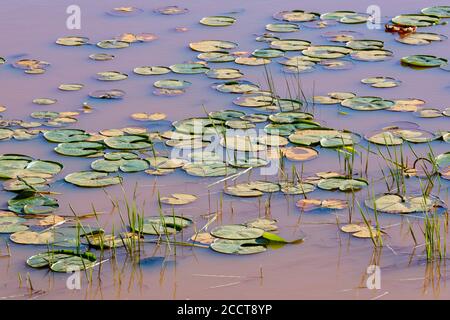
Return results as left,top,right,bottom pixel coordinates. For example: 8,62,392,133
0,0,449,299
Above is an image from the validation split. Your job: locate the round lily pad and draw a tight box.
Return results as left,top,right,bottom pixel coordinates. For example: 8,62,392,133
266,23,299,33
65,171,122,187
160,193,197,205
210,238,267,255
104,135,152,150
169,63,209,74
154,79,191,89
55,141,104,157
133,66,171,75
44,129,89,143
318,177,368,191
224,181,280,197
401,55,447,67
206,68,243,79
365,193,442,214
183,162,236,177
341,96,395,111
189,40,238,52
392,14,440,27
422,6,450,18
0,216,28,233
211,224,265,240
200,16,236,27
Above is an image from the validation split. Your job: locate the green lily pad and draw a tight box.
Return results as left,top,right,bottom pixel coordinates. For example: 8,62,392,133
279,182,316,194
96,40,129,49
133,66,171,75
288,128,340,146
104,135,152,150
210,238,267,255
266,23,299,33
396,32,447,45
27,250,96,269
302,45,352,59
270,39,311,51
8,191,59,214
160,193,197,205
198,52,235,63
211,224,265,240
0,128,14,141
55,141,104,157
350,49,393,62
65,171,122,187
44,129,90,143
401,55,447,67
132,215,193,235
189,40,238,52
96,71,128,81
341,96,395,111
169,63,209,74
206,68,243,80
318,177,368,191
213,81,260,94
58,83,84,91
154,79,191,89
50,256,97,273
252,48,285,58
183,162,236,177
91,158,149,173
0,216,28,233
224,181,280,197
274,10,319,22
422,6,450,18
200,16,236,27
89,89,125,99
365,193,443,214
346,39,384,50
392,14,440,27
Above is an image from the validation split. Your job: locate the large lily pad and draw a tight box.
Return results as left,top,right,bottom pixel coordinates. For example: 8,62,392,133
65,171,122,187
401,55,447,67
392,14,440,27
104,135,152,150
211,224,265,240
365,194,443,214
318,177,368,191
210,238,267,255
341,96,395,111
55,141,104,157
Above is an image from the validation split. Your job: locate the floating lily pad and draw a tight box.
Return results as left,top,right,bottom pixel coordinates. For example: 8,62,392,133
296,199,348,212
279,182,316,195
56,36,89,46
350,49,393,62
346,39,383,50
283,146,318,161
65,171,122,187
274,10,319,22
396,32,447,45
183,162,236,177
55,141,104,157
252,48,285,58
422,6,450,18
169,63,209,74
392,14,440,27
302,45,352,59
401,55,447,67
154,79,191,89
133,66,171,75
365,193,442,214
211,224,265,240
212,80,260,94
266,23,299,33
155,6,188,15
32,98,57,105
44,129,89,143
341,96,395,111
89,53,115,61
224,181,280,197
245,218,278,232
96,71,128,81
361,77,401,88
210,238,267,255
198,52,235,63
0,216,28,233
8,191,58,214
200,16,236,27
104,135,152,150
132,215,192,235
96,40,130,49
318,177,368,191
160,193,197,205
58,83,84,91
206,68,243,79
189,40,238,52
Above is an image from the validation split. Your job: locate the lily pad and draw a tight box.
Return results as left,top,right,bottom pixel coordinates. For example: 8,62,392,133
392,14,440,27
365,193,443,214
200,16,236,27
341,96,395,111
104,135,152,150
210,238,267,255
189,40,238,52
211,224,265,240
65,171,122,187
224,181,280,197
318,177,368,191
160,193,197,205
55,141,104,157
169,63,209,74
401,55,447,67
133,66,171,75
154,79,191,89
